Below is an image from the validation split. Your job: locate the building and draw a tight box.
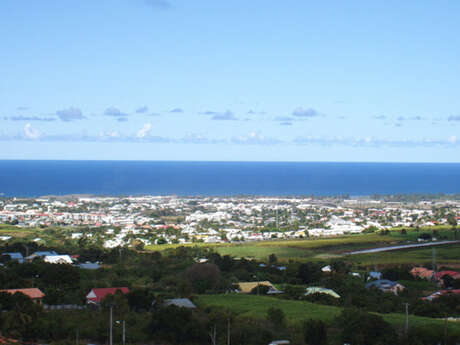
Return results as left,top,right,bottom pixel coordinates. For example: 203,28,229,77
305,287,340,298
163,298,196,309
236,281,280,294
365,279,405,295
0,288,45,304
43,255,73,264
86,287,129,304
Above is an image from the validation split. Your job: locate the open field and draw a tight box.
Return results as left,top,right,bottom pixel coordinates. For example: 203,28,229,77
144,226,458,266
196,294,460,333
215,228,457,262
0,225,39,238
349,242,460,266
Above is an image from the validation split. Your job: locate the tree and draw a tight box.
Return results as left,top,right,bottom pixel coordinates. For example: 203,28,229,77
304,319,327,345
447,213,458,239
148,305,206,344
266,307,285,328
298,263,322,284
336,308,397,345
268,253,278,265
185,263,221,293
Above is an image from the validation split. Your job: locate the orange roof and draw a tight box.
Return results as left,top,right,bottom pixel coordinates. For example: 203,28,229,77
410,267,434,279
0,288,45,299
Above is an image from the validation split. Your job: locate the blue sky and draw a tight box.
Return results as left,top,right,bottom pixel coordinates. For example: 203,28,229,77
1,0,459,162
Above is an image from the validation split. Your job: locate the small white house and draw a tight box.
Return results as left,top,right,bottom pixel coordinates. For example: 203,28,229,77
44,255,73,264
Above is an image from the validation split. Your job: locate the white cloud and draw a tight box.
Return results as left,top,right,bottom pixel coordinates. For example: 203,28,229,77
232,132,281,145
137,123,152,138
100,131,120,139
24,123,40,139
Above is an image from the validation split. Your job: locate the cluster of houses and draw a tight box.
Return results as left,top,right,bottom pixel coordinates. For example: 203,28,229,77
410,266,460,300
1,250,100,269
0,196,458,247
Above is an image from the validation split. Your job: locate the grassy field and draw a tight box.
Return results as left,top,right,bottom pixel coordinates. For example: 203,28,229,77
196,294,460,333
0,225,39,238
145,227,458,266
348,242,460,266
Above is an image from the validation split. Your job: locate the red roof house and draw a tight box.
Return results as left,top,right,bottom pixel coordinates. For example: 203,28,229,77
423,289,460,301
86,287,129,304
434,271,460,281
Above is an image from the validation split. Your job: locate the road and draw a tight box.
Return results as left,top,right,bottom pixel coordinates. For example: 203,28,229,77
345,240,460,255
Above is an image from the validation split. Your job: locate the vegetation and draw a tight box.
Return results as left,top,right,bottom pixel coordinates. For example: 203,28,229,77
1,223,460,344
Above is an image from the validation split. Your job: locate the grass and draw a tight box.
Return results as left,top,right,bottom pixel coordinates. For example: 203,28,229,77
145,227,458,266
348,243,460,266
196,294,460,332
0,226,39,238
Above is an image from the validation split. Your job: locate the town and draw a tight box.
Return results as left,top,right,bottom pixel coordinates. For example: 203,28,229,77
1,195,459,248
0,194,460,345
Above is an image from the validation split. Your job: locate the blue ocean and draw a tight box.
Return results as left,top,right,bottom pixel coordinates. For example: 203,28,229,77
1,160,460,197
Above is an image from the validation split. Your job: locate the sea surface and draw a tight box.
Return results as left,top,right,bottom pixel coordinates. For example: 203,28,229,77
1,160,460,197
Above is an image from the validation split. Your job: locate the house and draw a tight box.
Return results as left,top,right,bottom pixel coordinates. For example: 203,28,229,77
0,288,45,304
78,262,101,270
2,252,24,263
305,287,340,298
163,298,196,309
434,271,460,282
368,271,382,280
321,265,332,273
25,251,58,262
423,289,460,301
410,267,434,280
86,287,130,304
44,255,73,264
365,279,405,295
236,281,280,294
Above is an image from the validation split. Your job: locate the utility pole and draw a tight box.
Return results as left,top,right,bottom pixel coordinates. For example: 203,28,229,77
122,320,126,345
76,328,79,345
109,306,113,345
404,303,409,336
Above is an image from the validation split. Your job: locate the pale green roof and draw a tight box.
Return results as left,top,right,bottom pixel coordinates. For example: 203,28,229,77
305,287,340,298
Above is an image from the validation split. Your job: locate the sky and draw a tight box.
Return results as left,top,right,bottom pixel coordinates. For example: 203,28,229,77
1,0,460,162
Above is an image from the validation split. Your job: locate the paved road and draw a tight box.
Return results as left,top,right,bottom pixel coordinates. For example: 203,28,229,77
345,240,460,255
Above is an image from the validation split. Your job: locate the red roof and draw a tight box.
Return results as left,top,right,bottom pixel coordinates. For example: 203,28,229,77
424,289,460,300
86,287,129,303
434,271,460,280
0,288,45,299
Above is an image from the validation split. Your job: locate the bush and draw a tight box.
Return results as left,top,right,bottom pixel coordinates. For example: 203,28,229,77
303,319,327,345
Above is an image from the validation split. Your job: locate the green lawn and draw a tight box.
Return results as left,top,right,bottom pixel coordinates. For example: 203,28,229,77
195,294,460,333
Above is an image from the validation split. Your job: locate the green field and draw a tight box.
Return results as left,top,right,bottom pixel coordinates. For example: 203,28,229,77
196,294,460,333
144,227,458,266
0,225,39,238
348,243,460,266
215,229,457,263
215,234,398,260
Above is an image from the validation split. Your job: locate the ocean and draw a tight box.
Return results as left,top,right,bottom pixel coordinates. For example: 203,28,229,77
0,160,460,197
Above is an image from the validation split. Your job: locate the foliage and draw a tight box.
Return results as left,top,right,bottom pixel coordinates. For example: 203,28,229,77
335,308,397,345
266,307,285,327
303,319,327,345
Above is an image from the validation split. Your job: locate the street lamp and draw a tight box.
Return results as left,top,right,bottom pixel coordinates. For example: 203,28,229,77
116,320,126,345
